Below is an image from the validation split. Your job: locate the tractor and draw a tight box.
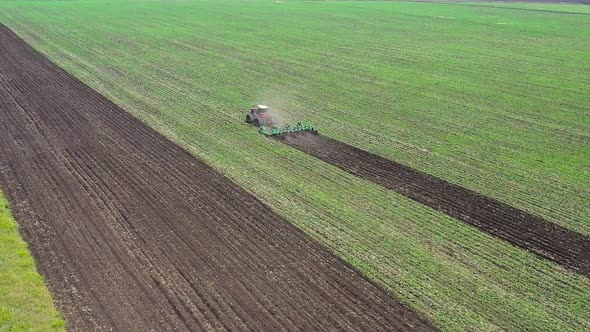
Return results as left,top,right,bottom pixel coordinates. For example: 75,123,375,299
245,105,277,127
245,104,318,137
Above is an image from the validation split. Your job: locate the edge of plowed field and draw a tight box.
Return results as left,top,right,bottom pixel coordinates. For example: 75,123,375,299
279,133,590,276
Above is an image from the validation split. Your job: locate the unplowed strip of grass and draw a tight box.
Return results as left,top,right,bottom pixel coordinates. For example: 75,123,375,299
0,24,436,331
280,133,590,276
0,192,65,331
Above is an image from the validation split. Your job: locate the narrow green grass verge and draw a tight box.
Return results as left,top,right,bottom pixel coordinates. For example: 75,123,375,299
0,192,65,331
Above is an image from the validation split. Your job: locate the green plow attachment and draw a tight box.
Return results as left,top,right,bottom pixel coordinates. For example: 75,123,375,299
259,122,318,137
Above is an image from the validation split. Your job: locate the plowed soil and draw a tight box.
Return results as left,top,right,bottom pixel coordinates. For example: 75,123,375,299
281,134,590,276
0,25,436,331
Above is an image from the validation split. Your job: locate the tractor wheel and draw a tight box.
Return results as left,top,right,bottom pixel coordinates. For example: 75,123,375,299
253,118,260,127
245,114,252,123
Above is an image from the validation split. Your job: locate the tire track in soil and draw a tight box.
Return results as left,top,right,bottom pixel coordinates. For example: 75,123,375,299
0,25,437,331
279,134,590,277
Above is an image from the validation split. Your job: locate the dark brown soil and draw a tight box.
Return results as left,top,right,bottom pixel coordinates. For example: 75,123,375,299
280,134,590,277
0,25,437,331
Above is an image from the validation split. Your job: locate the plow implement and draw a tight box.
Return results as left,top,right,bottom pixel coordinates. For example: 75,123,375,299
259,122,318,138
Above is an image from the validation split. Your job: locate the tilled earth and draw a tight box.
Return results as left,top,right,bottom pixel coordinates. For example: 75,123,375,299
0,25,436,331
281,134,590,277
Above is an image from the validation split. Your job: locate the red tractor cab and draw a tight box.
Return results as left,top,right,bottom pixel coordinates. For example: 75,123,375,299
245,105,277,127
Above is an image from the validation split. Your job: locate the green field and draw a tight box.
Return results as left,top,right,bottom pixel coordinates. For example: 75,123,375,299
0,0,588,330
456,1,590,14
0,192,65,331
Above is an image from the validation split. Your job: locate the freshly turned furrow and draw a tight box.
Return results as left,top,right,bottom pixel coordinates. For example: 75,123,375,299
0,24,437,331
280,134,590,277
